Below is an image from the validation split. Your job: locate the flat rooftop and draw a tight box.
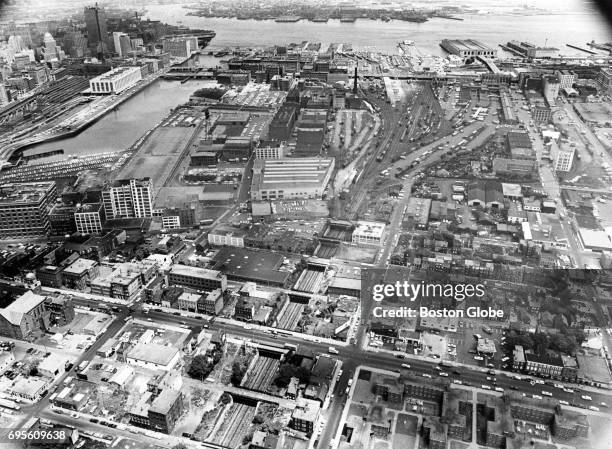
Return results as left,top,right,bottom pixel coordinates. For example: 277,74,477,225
127,342,179,366
0,181,55,206
507,131,532,149
353,221,386,239
168,264,224,280
62,258,97,275
441,39,494,52
150,388,181,414
93,66,140,82
75,203,102,214
211,247,289,285
252,157,334,191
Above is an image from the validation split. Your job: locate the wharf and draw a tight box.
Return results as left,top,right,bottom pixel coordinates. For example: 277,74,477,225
0,71,164,165
566,44,596,55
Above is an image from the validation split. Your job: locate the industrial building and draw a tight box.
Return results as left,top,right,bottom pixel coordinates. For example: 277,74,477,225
542,75,560,103
208,226,247,247
74,202,105,234
102,178,153,219
351,221,386,246
0,181,57,238
440,39,496,58
89,66,142,94
550,142,575,172
505,41,559,58
162,36,199,58
167,264,227,292
211,247,291,287
255,143,288,159
250,157,335,201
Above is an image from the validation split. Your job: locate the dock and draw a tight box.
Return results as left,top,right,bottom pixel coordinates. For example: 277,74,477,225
566,44,596,55
432,14,464,21
21,149,64,161
499,44,526,57
587,41,612,54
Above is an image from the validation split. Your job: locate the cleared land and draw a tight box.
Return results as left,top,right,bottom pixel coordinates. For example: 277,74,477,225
115,125,195,196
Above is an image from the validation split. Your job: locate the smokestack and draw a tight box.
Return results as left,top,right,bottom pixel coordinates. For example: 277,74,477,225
353,65,358,94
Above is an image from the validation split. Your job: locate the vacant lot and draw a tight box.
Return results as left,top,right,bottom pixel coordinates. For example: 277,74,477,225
115,126,194,196
335,244,378,263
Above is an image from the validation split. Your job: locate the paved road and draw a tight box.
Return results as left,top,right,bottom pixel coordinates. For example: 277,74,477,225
22,292,611,449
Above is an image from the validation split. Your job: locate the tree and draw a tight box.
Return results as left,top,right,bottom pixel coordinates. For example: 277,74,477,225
275,363,311,387
231,362,246,386
253,414,265,424
188,355,214,380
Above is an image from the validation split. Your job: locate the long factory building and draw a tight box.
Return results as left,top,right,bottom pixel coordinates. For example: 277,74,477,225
250,157,335,201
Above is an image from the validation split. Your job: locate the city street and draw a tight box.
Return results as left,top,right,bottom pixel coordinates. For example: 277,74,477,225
38,294,611,448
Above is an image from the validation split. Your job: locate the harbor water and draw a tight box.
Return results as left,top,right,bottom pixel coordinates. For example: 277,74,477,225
145,4,611,56
24,78,218,158
23,2,611,158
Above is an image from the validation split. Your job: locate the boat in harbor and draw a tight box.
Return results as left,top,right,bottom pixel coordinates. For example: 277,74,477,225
275,16,302,22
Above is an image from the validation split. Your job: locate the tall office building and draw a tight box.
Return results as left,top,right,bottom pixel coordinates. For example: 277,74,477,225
113,32,132,57
42,32,65,62
62,31,88,58
84,4,108,56
0,182,57,238
102,178,153,219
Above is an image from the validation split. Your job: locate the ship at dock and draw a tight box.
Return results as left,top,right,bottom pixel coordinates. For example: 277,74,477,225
401,13,428,23
274,16,302,22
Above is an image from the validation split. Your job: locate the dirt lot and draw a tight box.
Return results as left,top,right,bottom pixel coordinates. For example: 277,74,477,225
334,244,379,263
115,125,195,195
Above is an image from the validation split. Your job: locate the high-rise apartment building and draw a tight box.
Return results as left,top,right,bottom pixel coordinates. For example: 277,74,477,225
102,178,153,219
0,182,57,238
